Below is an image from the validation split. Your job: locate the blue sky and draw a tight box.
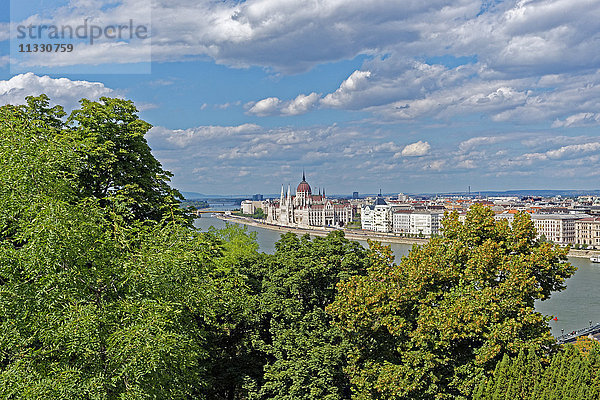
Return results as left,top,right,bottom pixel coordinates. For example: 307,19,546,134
1,0,600,195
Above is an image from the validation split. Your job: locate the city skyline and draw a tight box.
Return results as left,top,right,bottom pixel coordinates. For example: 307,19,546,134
1,1,600,194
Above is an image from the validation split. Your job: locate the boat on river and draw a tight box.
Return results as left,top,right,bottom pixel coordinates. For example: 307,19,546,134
590,256,600,263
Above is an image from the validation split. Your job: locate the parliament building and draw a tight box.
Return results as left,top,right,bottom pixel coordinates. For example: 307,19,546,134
266,173,355,228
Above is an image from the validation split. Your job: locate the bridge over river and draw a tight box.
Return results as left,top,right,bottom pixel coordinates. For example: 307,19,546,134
557,322,600,344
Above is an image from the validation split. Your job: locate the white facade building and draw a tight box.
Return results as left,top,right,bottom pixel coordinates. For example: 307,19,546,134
575,217,600,248
531,214,585,244
241,200,254,215
241,200,267,216
392,210,443,237
411,212,443,237
361,195,393,232
392,211,411,234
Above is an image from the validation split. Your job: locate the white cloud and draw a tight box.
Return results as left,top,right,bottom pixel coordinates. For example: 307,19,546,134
225,0,600,125
425,160,446,171
0,23,8,42
8,1,600,129
459,136,506,151
281,92,320,115
246,97,282,116
400,141,431,157
147,124,261,147
247,92,320,116
522,142,600,161
5,0,600,80
552,113,600,128
145,123,600,193
216,100,242,110
149,79,175,87
456,159,477,169
321,70,372,108
0,73,115,110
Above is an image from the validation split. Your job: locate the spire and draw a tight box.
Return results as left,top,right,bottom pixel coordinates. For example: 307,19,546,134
302,169,306,182
379,189,382,196
287,184,291,205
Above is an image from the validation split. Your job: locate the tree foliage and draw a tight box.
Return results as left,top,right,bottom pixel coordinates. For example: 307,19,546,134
329,205,576,399
475,340,600,400
1,95,584,399
66,97,185,222
0,96,248,399
6,95,187,224
250,232,369,400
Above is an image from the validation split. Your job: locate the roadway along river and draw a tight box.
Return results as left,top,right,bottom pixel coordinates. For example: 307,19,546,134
195,216,600,337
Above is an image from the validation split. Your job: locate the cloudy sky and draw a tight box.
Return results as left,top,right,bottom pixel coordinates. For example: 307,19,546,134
2,0,600,195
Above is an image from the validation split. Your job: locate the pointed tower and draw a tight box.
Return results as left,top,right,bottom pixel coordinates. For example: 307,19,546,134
280,184,285,203
287,184,293,223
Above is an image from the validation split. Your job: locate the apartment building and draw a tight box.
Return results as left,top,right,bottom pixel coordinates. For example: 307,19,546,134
531,214,584,244
392,210,443,237
575,217,600,248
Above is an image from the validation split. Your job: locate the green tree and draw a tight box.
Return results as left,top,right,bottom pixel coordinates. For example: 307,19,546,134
252,208,265,220
0,97,260,399
4,95,187,224
249,231,369,400
65,96,186,223
477,341,600,400
329,205,576,399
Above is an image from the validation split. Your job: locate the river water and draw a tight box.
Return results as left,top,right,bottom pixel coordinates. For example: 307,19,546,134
194,215,600,337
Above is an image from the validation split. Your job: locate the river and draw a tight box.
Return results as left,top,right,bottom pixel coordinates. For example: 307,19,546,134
194,215,600,337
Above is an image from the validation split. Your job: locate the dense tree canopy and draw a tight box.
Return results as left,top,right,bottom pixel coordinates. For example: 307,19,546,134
0,96,246,398
474,339,600,400
66,97,184,222
251,232,369,400
0,95,586,399
329,205,576,399
3,94,186,224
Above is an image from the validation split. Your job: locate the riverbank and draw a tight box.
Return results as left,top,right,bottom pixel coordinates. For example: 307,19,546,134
216,215,432,246
214,214,600,259
216,214,428,245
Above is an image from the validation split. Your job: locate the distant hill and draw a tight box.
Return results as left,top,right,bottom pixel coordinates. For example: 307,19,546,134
180,192,252,199
180,191,208,199
180,191,279,200
422,189,600,197
181,189,600,200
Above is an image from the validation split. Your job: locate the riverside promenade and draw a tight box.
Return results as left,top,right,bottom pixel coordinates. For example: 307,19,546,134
215,214,600,259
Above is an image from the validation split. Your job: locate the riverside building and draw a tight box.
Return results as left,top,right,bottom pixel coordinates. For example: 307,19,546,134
265,173,354,228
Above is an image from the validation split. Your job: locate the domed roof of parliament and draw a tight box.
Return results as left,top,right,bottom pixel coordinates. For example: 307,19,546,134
296,172,311,194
